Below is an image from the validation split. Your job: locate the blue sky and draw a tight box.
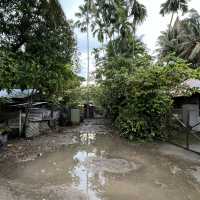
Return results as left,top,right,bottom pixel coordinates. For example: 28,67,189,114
59,0,200,78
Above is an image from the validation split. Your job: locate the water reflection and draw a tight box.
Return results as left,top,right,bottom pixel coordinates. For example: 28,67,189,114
80,132,97,145
1,128,200,200
70,132,106,200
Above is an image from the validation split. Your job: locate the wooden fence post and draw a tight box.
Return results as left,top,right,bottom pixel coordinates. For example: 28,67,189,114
19,110,22,137
186,110,190,150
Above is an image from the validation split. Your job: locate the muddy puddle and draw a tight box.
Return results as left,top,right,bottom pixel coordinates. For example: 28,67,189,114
0,120,200,200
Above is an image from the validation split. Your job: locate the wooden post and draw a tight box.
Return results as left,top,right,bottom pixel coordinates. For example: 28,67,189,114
19,110,22,137
186,111,190,150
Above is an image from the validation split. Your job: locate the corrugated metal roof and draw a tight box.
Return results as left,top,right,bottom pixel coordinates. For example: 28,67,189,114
0,89,34,99
182,79,200,89
10,102,47,108
172,79,200,97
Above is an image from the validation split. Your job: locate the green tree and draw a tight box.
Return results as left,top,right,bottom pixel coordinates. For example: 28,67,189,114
128,0,147,56
0,0,76,94
158,9,200,67
0,0,77,134
160,0,189,29
95,39,151,119
157,18,181,58
0,49,19,90
178,9,200,66
75,0,147,57
115,60,196,141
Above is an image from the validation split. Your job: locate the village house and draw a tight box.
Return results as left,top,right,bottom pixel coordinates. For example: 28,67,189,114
0,89,60,141
173,79,200,131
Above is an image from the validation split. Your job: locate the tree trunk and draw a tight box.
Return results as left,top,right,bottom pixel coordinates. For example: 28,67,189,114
22,89,35,137
133,20,136,59
109,35,116,57
169,12,175,31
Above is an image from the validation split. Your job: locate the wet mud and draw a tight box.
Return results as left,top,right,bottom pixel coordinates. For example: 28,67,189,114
0,119,200,200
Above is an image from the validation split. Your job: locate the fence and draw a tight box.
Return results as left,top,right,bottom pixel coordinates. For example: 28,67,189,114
168,108,200,155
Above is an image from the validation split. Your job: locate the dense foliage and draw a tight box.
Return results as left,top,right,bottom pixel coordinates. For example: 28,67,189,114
96,45,197,140
2,0,200,141
75,0,147,44
158,9,200,67
116,62,197,140
0,0,77,102
75,0,200,141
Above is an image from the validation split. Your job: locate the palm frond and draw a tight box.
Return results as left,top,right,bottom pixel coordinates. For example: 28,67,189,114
158,8,200,66
160,0,189,15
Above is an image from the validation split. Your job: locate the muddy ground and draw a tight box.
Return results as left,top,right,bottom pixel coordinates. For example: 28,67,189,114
0,119,200,200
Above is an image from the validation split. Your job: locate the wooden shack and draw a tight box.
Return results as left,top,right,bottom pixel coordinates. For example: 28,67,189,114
173,79,200,131
0,89,60,138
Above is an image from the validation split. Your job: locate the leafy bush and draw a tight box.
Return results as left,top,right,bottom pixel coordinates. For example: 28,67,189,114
98,55,197,141
115,66,172,140
115,63,197,141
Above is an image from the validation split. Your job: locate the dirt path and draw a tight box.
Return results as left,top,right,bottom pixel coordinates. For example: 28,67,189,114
0,119,200,200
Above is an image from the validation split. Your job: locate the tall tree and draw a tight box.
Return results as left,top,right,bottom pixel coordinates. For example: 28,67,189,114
128,0,147,57
75,0,147,58
0,0,72,52
157,17,181,57
158,9,200,67
0,0,77,134
0,0,75,92
178,9,200,66
160,0,189,29
75,0,117,43
128,0,147,31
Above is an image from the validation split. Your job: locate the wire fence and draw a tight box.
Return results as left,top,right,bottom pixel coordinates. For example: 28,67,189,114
168,108,200,155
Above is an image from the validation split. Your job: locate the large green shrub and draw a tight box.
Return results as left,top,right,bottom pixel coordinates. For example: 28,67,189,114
115,63,197,140
97,55,197,141
115,66,172,140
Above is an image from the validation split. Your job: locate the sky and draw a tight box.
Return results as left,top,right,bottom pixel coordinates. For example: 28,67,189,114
59,0,200,78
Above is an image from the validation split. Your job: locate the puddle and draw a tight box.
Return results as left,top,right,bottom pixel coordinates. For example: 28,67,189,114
0,121,200,200
84,158,141,173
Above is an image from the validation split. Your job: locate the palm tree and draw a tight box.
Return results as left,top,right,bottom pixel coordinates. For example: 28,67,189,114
75,0,147,58
75,1,96,32
158,9,200,67
157,30,178,58
129,0,147,26
76,0,146,42
157,17,181,57
178,9,200,66
127,0,147,58
76,0,117,57
160,0,189,29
